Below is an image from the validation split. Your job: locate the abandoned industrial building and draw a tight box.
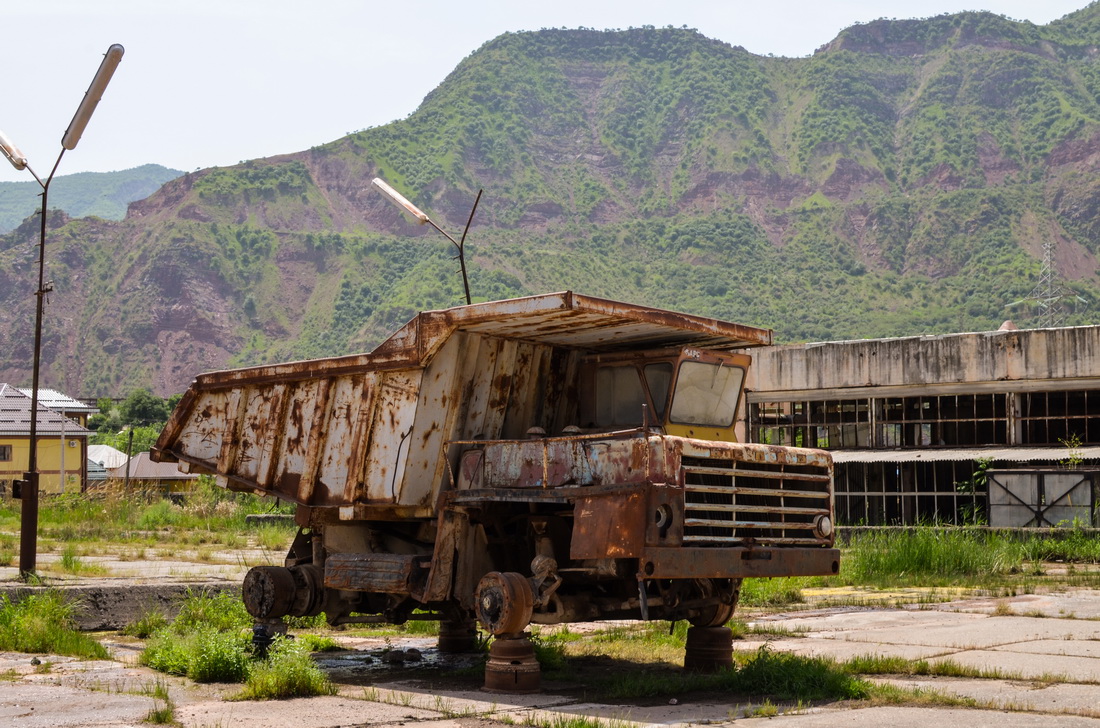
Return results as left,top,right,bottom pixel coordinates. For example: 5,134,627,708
737,323,1100,527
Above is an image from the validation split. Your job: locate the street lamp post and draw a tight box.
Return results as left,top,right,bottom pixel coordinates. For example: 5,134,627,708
0,44,124,580
371,178,481,305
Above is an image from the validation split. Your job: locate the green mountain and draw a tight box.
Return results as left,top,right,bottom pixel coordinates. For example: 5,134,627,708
1,9,1099,397
0,164,183,233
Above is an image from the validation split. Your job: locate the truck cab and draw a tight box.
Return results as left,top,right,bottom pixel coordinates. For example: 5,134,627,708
580,348,749,442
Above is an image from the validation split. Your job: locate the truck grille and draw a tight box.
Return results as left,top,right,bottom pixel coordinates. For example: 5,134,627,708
681,456,832,545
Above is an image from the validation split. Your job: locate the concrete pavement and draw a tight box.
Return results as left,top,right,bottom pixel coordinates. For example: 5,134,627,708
4,589,1100,726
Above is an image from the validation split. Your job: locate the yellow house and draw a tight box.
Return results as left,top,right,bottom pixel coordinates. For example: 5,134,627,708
0,384,92,495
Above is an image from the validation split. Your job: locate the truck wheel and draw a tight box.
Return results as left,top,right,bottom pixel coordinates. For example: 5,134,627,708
475,571,533,636
688,578,741,628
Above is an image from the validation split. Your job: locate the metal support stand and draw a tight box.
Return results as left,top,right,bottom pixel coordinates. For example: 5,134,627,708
683,625,734,672
438,616,479,653
483,633,540,693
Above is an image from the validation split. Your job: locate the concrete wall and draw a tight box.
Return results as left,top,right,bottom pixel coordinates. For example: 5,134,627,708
741,325,1100,398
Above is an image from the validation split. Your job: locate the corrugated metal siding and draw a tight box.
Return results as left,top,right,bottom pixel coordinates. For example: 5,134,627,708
831,447,1100,463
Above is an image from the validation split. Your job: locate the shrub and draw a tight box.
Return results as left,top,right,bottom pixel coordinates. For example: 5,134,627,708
137,500,181,530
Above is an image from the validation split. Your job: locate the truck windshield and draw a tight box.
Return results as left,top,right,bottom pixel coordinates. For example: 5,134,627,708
593,362,673,427
669,361,744,427
595,366,647,426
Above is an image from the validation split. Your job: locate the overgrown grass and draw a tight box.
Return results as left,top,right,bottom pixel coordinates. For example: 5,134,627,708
599,645,870,701
741,576,817,607
140,590,253,682
0,477,296,564
0,591,108,659
296,633,342,652
234,638,336,700
736,527,1100,609
841,653,1064,682
842,528,1029,586
138,590,334,698
124,608,170,639
142,679,176,724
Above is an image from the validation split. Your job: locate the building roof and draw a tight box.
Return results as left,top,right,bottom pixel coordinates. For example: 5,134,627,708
88,444,130,469
87,458,109,481
17,388,98,414
0,384,92,437
109,451,196,481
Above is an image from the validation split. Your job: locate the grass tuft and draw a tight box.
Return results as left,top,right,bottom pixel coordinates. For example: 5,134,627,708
600,645,869,701
234,638,336,700
124,608,170,639
0,591,108,659
142,679,176,724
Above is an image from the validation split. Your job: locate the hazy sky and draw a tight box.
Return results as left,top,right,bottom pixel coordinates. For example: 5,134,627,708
0,0,1090,183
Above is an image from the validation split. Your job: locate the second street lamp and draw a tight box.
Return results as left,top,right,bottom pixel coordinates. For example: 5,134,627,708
2,43,124,580
371,178,481,306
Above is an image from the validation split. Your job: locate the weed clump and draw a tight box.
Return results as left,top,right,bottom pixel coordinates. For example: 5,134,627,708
123,608,169,638
843,528,1024,586
0,591,108,659
139,590,334,696
140,590,253,682
601,646,870,702
235,638,336,700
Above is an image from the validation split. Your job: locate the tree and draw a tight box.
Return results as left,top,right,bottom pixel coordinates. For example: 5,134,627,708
119,388,169,426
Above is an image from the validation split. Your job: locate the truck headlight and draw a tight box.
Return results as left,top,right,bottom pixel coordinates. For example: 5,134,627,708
813,514,833,539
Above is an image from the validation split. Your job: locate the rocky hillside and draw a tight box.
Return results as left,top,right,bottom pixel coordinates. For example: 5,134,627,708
2,7,1099,397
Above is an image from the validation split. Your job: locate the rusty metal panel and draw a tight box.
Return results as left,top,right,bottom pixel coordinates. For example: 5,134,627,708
571,490,647,559
457,334,503,441
501,342,543,438
640,546,841,579
475,435,651,489
547,348,581,434
232,384,287,485
274,378,328,502
172,390,234,464
306,376,365,504
324,552,422,592
362,370,421,502
396,333,468,507
424,292,773,354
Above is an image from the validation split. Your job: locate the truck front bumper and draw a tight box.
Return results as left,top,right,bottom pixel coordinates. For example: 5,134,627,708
640,546,840,580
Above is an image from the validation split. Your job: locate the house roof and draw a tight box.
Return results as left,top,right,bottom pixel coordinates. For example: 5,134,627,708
17,388,98,414
88,444,130,469
0,384,92,437
109,451,196,481
87,458,109,480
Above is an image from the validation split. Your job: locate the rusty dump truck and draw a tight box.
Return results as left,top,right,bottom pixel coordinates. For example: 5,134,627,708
153,292,838,642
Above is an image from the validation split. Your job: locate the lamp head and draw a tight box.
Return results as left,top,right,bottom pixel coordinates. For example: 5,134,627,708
62,44,125,151
371,177,429,225
0,128,27,171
